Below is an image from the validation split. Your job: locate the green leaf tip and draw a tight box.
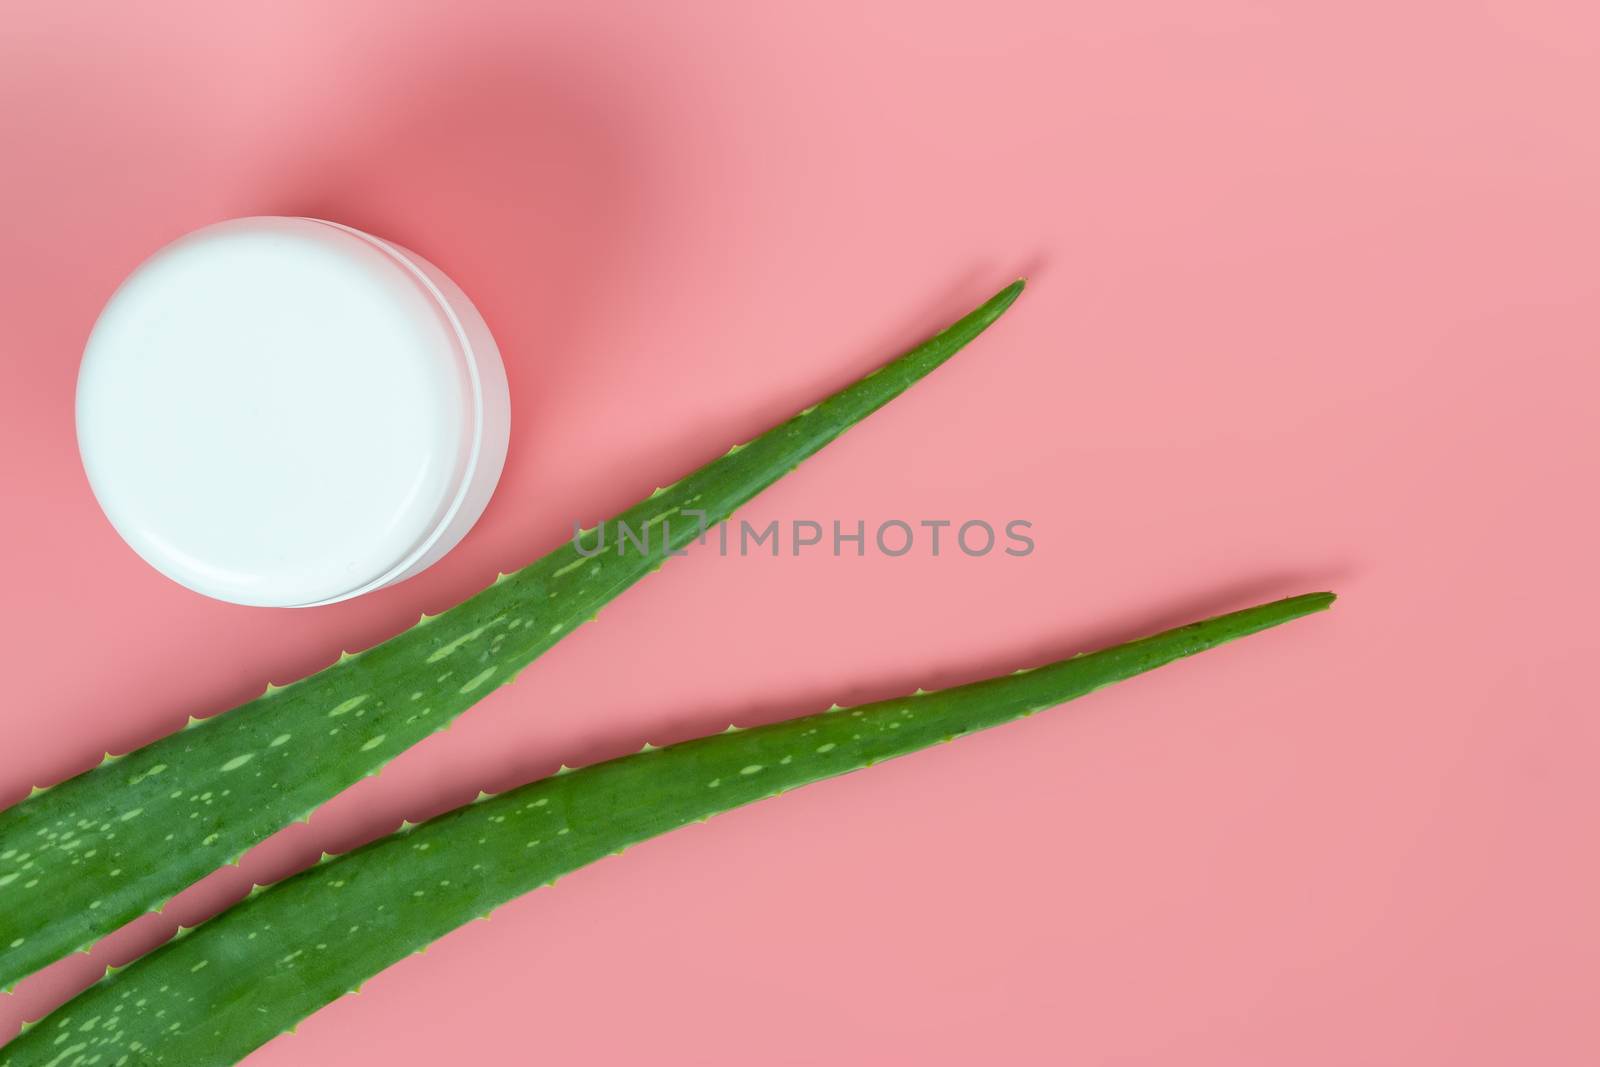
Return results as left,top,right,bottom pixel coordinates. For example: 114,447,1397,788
0,280,1025,991
0,590,1330,1066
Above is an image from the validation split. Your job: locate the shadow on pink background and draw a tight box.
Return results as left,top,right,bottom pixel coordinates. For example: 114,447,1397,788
1,1,1596,1063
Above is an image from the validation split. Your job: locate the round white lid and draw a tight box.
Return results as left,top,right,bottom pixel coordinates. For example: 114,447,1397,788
77,217,486,608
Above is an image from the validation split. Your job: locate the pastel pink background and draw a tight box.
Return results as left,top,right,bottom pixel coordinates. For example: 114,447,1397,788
2,1,1597,1063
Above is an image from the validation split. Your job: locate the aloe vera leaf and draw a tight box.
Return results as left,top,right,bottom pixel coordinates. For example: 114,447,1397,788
1,593,1333,1066
0,281,1025,992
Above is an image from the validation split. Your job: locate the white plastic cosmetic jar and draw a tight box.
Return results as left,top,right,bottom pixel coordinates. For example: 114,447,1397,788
76,217,511,608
